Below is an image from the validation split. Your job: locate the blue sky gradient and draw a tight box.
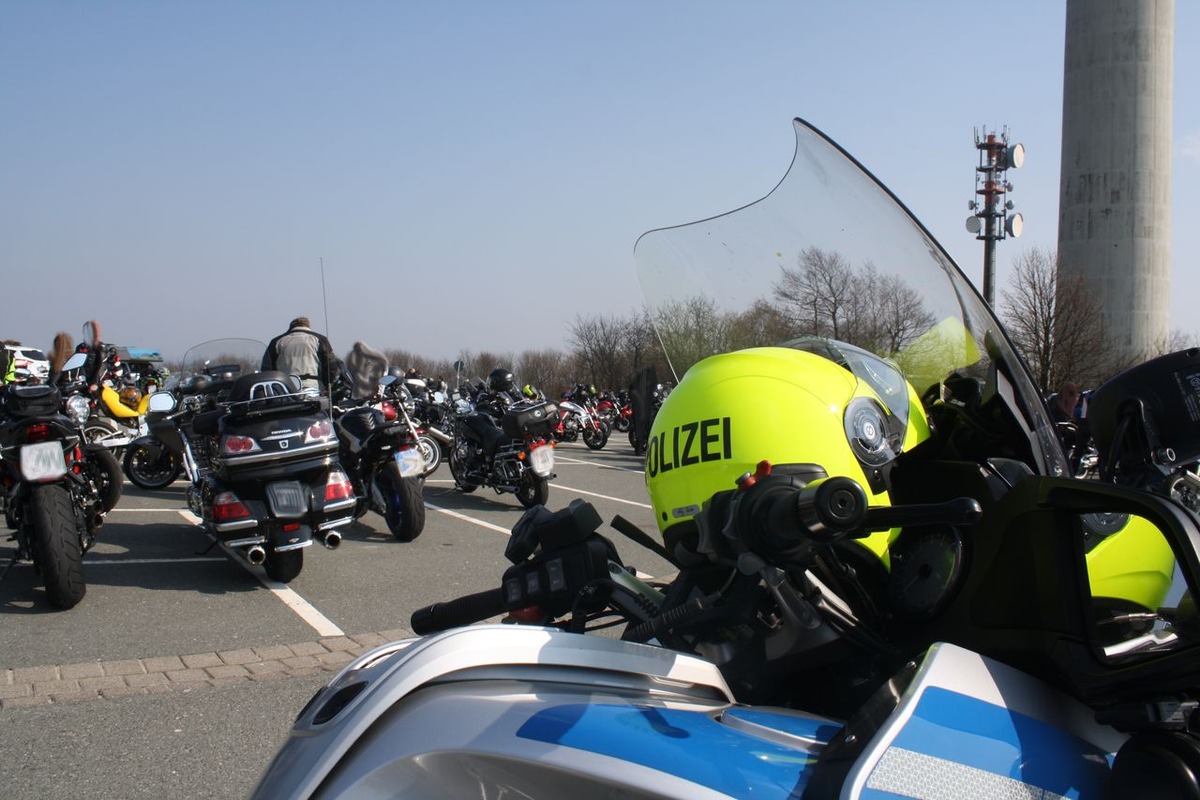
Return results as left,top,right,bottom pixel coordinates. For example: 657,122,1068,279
3,1,1196,361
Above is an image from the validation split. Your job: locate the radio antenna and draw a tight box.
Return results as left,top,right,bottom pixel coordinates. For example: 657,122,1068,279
320,257,331,337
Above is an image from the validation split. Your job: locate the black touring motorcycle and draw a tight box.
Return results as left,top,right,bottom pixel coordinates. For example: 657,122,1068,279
132,339,354,583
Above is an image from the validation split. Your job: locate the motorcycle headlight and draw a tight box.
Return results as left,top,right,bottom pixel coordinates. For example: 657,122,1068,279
66,395,91,427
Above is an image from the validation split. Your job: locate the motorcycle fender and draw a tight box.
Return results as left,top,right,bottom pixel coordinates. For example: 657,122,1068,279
268,523,313,551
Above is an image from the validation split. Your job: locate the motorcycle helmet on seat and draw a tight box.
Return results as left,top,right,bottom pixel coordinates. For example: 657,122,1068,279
488,368,514,393
644,344,931,560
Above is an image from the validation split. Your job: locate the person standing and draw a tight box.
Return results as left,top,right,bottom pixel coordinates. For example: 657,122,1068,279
262,316,339,391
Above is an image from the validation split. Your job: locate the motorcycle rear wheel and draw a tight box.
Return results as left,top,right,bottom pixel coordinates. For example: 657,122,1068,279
123,442,182,490
516,475,550,508
264,549,303,583
29,484,86,609
379,463,426,541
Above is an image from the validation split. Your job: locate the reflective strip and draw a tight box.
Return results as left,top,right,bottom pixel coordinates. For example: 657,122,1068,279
865,747,1068,800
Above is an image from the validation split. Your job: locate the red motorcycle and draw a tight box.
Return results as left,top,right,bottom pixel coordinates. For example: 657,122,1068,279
594,389,633,433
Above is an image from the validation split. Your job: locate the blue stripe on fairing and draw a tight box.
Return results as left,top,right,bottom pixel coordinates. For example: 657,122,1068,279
889,686,1112,794
516,703,838,798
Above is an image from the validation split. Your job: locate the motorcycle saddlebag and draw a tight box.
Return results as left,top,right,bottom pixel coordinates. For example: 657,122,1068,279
502,400,557,437
2,385,61,418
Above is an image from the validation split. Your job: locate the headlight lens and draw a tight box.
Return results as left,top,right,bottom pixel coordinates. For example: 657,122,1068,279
66,395,91,426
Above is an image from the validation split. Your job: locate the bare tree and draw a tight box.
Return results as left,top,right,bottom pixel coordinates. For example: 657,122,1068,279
569,312,627,390
774,247,855,339
1000,247,1116,391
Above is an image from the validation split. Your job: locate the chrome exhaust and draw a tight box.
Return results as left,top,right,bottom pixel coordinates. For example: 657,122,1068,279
321,530,342,550
246,545,267,565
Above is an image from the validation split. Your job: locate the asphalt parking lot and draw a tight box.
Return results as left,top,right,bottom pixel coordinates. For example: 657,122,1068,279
0,440,667,799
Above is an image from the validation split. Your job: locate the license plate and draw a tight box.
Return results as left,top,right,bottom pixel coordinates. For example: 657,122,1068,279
266,481,307,517
20,442,67,482
395,447,426,478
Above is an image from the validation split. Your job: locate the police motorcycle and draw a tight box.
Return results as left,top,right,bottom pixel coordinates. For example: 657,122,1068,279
135,339,353,583
446,367,557,508
329,356,427,542
0,351,122,609
254,120,1200,799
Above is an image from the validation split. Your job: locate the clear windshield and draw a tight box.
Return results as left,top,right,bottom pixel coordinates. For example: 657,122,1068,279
172,338,266,388
634,119,1067,476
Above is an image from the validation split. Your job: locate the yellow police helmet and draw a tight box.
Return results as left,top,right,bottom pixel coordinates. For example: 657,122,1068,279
645,344,931,557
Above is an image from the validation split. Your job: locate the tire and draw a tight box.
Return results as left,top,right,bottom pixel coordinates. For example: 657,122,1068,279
516,475,550,508
90,448,124,513
264,549,303,583
448,443,479,493
123,441,182,490
415,435,441,476
583,422,609,451
84,418,122,451
379,463,426,541
28,484,86,609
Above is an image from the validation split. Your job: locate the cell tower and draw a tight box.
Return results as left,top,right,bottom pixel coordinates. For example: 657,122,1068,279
966,128,1024,307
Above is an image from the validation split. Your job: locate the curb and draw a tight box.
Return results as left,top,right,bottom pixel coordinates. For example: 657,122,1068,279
0,628,414,710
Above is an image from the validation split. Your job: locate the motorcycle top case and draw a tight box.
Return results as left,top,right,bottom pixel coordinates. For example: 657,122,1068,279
1,384,61,418
502,400,557,438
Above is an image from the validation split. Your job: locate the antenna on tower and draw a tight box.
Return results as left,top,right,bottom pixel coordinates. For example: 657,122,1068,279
320,257,331,337
966,127,1024,306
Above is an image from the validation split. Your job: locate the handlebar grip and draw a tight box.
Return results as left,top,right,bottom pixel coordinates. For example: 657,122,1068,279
410,588,507,635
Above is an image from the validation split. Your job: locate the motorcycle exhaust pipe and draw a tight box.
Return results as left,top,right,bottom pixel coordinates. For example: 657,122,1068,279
321,530,342,550
246,545,267,565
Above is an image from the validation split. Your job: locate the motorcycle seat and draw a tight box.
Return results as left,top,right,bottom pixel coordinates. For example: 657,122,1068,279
463,413,508,455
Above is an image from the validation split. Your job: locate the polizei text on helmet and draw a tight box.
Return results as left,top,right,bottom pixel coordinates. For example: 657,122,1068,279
646,417,732,477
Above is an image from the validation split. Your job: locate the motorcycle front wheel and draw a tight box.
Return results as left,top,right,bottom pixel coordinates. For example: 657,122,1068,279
378,462,426,541
448,445,479,493
415,434,441,476
583,422,610,451
264,549,303,583
28,484,86,609
516,475,550,508
91,448,124,513
123,441,183,490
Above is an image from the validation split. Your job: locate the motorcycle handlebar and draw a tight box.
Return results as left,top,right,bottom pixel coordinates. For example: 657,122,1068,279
410,587,507,635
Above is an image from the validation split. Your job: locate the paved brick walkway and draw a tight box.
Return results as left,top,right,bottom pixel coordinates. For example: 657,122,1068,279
0,628,415,710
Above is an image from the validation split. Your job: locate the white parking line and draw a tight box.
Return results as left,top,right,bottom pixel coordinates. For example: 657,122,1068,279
425,502,513,535
551,482,652,509
553,455,645,474
177,510,345,637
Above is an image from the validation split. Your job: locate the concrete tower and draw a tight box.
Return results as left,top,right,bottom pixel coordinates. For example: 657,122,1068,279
1058,0,1174,364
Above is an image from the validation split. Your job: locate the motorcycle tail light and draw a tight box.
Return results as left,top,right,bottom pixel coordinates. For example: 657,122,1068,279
221,435,261,455
325,468,354,501
212,491,251,520
25,423,52,443
305,419,333,443
282,522,301,533
380,401,397,421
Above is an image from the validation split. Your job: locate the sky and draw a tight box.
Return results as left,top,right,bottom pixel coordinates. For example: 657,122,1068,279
2,1,1197,363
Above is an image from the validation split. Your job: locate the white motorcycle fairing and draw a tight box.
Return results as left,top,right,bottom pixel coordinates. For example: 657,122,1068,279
253,626,1122,799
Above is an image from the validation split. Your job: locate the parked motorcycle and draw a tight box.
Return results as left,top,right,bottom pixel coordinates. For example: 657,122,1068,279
595,388,633,433
131,339,352,582
551,386,610,451
381,375,446,477
447,373,557,507
254,120,1200,798
332,374,427,541
0,352,122,609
